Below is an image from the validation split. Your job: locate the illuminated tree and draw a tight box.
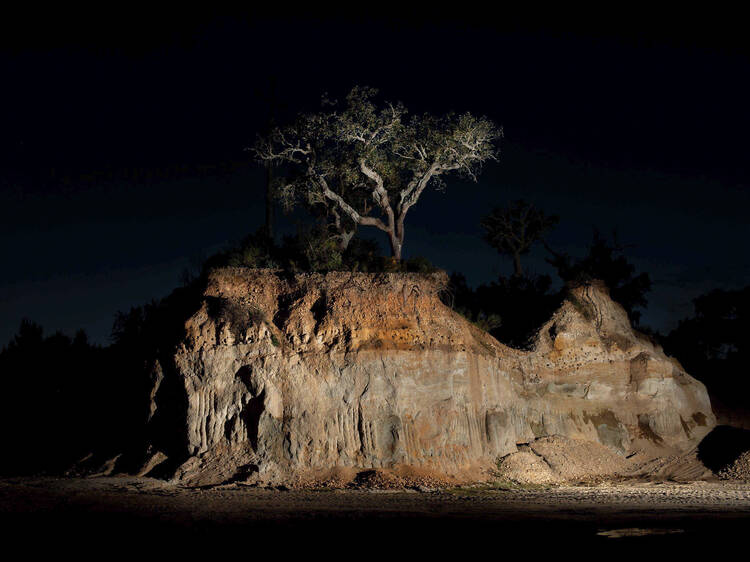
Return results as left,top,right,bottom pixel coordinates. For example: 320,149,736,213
254,86,500,260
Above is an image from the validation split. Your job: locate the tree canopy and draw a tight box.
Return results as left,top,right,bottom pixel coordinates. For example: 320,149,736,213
254,86,500,259
480,199,559,277
663,286,750,410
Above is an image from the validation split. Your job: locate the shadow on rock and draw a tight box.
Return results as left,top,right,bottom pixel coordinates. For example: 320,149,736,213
697,426,750,472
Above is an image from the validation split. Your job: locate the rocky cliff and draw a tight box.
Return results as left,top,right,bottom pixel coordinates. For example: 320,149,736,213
144,269,715,486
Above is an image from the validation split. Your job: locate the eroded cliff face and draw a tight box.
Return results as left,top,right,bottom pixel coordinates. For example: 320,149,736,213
152,269,714,486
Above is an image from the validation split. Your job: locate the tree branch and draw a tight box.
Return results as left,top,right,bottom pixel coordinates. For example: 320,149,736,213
359,159,396,228
315,171,390,233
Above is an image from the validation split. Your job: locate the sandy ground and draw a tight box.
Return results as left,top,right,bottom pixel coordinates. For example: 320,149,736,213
2,477,750,554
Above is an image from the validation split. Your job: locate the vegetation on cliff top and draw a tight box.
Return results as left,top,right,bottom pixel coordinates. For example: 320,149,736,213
1,85,744,476
254,86,500,260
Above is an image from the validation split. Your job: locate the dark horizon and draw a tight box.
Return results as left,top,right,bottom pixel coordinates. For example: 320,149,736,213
2,11,750,345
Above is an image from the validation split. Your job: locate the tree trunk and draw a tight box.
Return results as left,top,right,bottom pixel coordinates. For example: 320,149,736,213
388,215,406,261
388,231,402,261
513,252,524,278
338,229,355,251
264,163,274,242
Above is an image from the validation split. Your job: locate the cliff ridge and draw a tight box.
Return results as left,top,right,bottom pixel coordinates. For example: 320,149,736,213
140,270,714,486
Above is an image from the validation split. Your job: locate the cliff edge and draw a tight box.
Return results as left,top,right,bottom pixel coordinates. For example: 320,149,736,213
142,269,714,486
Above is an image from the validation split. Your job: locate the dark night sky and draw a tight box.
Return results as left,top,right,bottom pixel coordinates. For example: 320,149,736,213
2,10,749,345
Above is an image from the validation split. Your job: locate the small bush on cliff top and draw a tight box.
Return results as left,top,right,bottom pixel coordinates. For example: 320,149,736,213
280,224,344,272
211,230,279,270
194,226,440,276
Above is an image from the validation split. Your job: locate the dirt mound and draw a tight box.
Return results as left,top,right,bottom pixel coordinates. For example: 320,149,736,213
496,436,629,484
529,436,628,480
496,449,558,485
626,448,713,482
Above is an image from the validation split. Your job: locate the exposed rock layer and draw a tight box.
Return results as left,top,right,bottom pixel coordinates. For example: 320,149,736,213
150,269,715,485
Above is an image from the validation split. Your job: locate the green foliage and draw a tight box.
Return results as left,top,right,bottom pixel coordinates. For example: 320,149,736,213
194,224,441,276
226,245,277,269
305,236,343,272
281,224,344,273
255,86,500,258
223,231,278,269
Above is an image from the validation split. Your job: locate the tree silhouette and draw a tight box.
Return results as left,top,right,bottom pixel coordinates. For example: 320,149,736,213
254,75,287,244
664,286,750,410
546,230,651,325
447,272,562,349
0,320,109,475
480,200,558,277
